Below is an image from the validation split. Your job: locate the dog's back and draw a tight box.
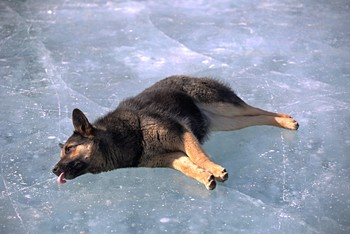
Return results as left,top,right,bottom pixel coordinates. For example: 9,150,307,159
144,75,245,105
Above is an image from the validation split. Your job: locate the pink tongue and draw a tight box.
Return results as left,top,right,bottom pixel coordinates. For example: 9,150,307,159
57,172,67,184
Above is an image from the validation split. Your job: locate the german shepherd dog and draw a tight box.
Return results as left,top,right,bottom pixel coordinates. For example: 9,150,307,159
52,75,298,190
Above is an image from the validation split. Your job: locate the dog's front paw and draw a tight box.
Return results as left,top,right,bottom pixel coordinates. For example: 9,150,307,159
205,174,216,190
215,168,229,182
209,167,229,182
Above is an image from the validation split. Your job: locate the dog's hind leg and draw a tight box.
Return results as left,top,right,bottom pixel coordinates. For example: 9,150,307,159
198,102,294,118
198,102,299,131
139,152,216,190
206,114,299,131
180,131,228,182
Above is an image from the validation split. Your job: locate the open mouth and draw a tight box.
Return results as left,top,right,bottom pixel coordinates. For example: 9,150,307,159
57,172,67,184
53,160,89,185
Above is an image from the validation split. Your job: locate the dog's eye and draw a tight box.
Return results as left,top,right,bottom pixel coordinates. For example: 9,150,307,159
65,145,76,154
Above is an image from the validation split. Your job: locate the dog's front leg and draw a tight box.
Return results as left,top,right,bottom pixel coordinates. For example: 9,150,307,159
180,131,229,182
139,152,216,190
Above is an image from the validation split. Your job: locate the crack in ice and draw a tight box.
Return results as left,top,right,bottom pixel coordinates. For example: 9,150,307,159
148,15,229,67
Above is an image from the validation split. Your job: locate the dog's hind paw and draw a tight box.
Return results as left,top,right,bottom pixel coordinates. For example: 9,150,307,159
276,117,299,130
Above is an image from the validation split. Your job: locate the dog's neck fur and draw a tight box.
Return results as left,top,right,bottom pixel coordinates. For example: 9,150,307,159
92,112,143,171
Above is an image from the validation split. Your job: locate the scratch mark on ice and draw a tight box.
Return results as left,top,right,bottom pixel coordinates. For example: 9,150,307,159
0,149,26,232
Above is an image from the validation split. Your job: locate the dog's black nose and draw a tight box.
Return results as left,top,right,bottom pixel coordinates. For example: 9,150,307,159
52,165,61,176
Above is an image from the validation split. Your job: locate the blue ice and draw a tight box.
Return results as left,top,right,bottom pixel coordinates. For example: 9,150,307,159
0,0,349,233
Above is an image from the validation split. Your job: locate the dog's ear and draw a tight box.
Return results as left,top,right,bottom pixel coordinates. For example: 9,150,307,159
72,109,94,137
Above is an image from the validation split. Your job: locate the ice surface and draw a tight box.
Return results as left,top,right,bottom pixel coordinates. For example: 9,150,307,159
1,0,349,233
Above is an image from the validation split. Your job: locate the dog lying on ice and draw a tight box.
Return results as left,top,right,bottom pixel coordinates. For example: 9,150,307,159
52,75,298,190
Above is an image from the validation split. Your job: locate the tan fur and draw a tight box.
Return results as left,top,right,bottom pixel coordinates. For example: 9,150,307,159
60,144,89,160
139,152,216,190
180,131,228,182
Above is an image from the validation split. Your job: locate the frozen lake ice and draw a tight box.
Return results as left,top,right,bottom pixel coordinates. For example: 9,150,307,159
1,0,349,233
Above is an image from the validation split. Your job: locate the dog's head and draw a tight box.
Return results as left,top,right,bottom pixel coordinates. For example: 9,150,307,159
52,109,107,184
